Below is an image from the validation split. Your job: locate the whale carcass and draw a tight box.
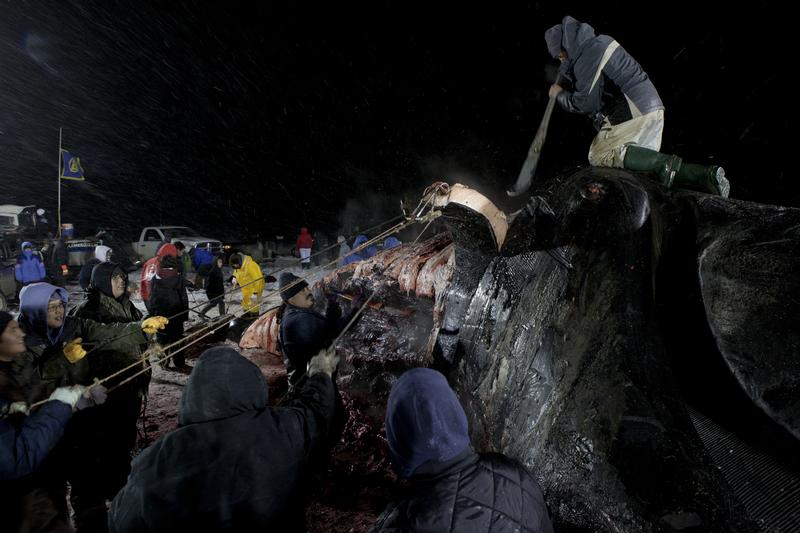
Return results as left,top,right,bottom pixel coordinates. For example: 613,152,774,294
242,171,800,531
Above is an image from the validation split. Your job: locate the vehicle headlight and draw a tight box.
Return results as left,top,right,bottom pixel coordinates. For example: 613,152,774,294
223,244,232,250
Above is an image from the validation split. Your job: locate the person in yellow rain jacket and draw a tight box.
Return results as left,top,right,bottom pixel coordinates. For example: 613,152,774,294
229,253,264,316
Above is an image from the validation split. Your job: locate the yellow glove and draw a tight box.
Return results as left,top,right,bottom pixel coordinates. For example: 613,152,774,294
142,316,169,334
63,338,87,363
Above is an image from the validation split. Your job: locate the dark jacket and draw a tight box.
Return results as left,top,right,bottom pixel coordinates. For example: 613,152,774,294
0,396,72,480
545,16,663,130
71,262,147,391
149,268,188,336
198,262,224,300
108,347,336,532
372,450,554,533
280,300,352,386
373,368,553,533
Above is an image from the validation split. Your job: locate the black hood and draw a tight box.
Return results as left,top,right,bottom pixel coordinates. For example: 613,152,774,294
90,261,126,299
178,346,268,425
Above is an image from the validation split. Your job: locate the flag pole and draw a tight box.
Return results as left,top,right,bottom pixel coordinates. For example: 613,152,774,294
57,127,62,237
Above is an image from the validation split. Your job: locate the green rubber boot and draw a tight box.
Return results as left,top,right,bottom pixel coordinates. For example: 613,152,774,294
622,145,681,188
623,145,730,198
673,163,730,198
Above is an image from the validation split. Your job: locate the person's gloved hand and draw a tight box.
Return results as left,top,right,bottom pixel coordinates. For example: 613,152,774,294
307,345,340,378
63,338,87,363
74,383,108,411
142,316,169,334
1,401,30,417
8,401,30,415
48,385,86,410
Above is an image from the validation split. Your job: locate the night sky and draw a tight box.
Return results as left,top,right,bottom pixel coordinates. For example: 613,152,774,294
0,1,794,242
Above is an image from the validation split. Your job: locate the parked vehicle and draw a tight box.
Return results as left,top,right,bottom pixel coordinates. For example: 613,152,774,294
0,204,55,237
131,226,223,261
0,238,17,310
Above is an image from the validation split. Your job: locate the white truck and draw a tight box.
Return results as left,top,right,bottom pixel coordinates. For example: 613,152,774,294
132,226,223,260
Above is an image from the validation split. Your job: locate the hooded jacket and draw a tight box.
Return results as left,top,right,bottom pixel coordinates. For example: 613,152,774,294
79,245,113,290
199,261,224,300
191,247,214,271
342,235,377,265
108,347,336,532
232,254,265,299
14,242,46,284
296,228,313,250
545,16,663,129
139,243,178,303
149,262,188,334
383,236,401,250
15,283,146,399
71,263,146,390
372,368,553,533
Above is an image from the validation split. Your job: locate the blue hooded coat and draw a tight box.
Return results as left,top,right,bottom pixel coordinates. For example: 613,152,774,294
383,236,401,250
343,235,377,265
373,368,554,533
14,242,46,284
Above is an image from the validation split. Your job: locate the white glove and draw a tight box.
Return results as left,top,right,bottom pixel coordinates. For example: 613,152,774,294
48,385,87,410
307,345,340,378
8,401,30,415
1,401,30,417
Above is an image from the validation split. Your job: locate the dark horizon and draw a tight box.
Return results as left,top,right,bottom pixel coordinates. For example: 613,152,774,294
0,2,794,241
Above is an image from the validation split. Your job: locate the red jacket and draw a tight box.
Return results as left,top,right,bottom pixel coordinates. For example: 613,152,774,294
296,228,313,250
139,243,178,302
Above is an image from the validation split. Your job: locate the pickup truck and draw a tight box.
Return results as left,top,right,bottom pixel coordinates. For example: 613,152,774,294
132,226,223,261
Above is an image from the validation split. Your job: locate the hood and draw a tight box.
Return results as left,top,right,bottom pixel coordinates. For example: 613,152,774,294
544,15,596,59
178,347,268,425
19,282,68,346
156,243,178,259
299,227,309,235
383,236,401,249
385,368,471,477
353,235,368,248
94,245,112,262
20,241,33,257
90,262,126,299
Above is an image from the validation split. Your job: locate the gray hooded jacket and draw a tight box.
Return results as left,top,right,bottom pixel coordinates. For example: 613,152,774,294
545,16,664,129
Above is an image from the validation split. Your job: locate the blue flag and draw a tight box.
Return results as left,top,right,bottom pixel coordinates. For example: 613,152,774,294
60,150,85,181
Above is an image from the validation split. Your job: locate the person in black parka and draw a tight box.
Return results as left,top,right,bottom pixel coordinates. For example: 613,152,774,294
197,256,225,320
148,255,188,369
278,272,363,390
108,346,339,532
69,262,150,527
371,368,554,533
